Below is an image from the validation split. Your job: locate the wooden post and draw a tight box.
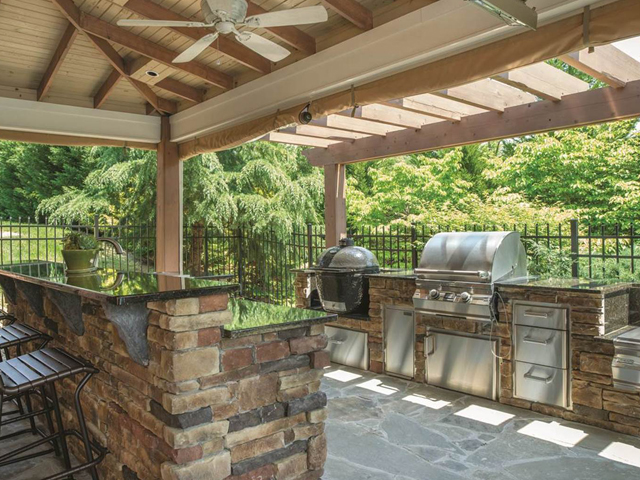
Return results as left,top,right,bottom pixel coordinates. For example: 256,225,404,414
156,116,183,273
324,163,347,247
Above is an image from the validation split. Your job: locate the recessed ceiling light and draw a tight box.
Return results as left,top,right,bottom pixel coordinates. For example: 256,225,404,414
145,70,159,78
465,0,537,30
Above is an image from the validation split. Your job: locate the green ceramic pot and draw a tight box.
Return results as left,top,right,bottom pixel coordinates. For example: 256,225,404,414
62,249,99,274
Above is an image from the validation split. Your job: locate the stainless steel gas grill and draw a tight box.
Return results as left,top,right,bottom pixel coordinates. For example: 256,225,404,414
413,232,528,321
414,232,528,400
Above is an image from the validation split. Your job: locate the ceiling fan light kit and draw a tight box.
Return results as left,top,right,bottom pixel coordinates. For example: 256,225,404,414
117,0,329,64
465,0,537,30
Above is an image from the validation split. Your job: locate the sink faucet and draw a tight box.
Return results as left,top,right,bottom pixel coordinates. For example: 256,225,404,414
98,238,125,255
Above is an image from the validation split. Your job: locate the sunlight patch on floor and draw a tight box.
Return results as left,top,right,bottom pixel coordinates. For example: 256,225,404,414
402,394,450,410
356,379,399,395
454,405,515,426
599,442,640,468
517,420,588,447
325,369,363,383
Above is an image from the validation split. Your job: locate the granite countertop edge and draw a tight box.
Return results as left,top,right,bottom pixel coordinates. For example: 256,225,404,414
223,314,337,338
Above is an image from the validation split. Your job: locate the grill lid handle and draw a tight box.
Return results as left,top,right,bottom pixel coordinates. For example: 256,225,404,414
415,269,490,279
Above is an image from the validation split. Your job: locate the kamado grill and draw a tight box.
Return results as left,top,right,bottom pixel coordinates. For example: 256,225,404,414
413,232,528,321
313,238,380,315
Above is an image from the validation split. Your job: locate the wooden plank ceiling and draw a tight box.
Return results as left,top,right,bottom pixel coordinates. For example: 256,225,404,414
0,0,438,115
265,43,640,164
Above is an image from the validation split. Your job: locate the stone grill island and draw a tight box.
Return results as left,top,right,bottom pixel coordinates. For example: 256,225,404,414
0,264,335,480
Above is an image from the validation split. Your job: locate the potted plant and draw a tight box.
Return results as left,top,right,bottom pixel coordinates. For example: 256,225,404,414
61,232,100,273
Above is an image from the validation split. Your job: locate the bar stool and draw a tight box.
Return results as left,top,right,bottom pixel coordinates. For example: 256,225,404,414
0,309,16,327
0,348,106,480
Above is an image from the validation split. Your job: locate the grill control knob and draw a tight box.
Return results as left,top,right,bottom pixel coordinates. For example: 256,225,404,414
460,292,472,303
428,289,440,299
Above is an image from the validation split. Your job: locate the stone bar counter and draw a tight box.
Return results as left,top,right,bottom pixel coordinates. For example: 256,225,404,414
0,263,335,480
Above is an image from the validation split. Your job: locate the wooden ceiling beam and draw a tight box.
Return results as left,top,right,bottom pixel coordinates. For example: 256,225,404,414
265,132,343,148
350,104,441,129
123,0,271,74
295,124,370,140
560,45,640,89
321,0,373,30
384,98,462,122
38,22,79,101
79,13,234,90
94,69,122,109
434,79,538,112
304,79,640,166
313,115,404,136
246,2,316,55
155,78,204,104
493,63,590,102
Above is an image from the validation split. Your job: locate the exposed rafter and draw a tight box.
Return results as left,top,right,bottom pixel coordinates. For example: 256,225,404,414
434,79,538,112
384,97,462,122
123,0,271,74
94,70,122,109
38,22,78,101
304,79,640,166
264,132,343,148
351,104,441,129
321,0,373,30
246,1,316,55
295,125,370,140
312,115,404,136
560,45,640,88
155,78,204,104
493,63,589,102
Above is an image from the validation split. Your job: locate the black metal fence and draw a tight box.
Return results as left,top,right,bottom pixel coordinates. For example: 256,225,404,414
1,217,639,306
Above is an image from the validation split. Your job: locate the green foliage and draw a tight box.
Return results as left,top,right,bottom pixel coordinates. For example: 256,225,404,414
62,232,99,251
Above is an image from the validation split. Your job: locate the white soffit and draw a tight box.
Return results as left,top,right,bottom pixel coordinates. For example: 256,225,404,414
0,97,161,144
170,0,611,143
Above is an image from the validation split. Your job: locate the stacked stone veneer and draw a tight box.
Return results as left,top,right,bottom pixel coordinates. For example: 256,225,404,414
295,272,414,375
13,289,329,480
496,285,640,437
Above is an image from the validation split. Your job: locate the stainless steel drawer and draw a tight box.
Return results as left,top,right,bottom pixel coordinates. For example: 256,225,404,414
514,303,568,330
514,361,569,408
384,307,415,379
515,325,568,369
325,326,369,371
612,355,640,392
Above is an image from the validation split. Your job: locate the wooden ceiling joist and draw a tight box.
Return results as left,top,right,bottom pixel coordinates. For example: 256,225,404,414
493,62,590,102
434,79,538,113
313,115,404,136
265,132,343,148
38,22,79,101
321,0,373,30
560,45,640,88
384,97,462,122
295,124,370,140
304,78,640,166
351,104,441,129
123,0,271,74
94,69,122,109
245,2,317,55
155,78,204,104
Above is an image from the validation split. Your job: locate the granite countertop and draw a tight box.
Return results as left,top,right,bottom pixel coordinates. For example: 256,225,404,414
0,262,238,305
366,269,416,280
496,276,634,295
224,298,336,338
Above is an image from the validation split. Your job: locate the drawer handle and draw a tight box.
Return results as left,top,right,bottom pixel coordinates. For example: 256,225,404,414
523,335,552,346
523,310,549,319
328,337,345,345
524,370,555,384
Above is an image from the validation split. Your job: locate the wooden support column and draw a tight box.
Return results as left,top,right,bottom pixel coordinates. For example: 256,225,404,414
324,164,347,247
156,116,183,273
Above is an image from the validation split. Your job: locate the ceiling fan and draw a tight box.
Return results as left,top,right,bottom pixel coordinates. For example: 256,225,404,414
117,0,328,64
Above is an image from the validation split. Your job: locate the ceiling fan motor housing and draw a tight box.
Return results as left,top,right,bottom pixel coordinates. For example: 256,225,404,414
202,0,248,24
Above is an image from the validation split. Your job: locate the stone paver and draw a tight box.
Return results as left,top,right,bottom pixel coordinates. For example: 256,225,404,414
323,365,640,480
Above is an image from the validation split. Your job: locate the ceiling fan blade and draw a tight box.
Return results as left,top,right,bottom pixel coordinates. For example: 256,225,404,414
244,6,328,28
235,32,291,62
173,33,219,63
117,19,208,28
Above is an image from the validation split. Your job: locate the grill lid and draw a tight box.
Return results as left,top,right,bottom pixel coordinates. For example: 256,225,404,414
416,232,527,283
314,238,380,273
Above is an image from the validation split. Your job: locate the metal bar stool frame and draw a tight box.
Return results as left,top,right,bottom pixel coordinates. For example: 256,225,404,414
0,348,107,480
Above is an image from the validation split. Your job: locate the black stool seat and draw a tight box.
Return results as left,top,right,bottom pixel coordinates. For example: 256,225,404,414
0,324,48,350
0,348,96,395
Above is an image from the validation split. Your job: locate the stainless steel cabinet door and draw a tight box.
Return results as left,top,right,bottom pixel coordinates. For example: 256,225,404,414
384,307,415,378
325,326,369,370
